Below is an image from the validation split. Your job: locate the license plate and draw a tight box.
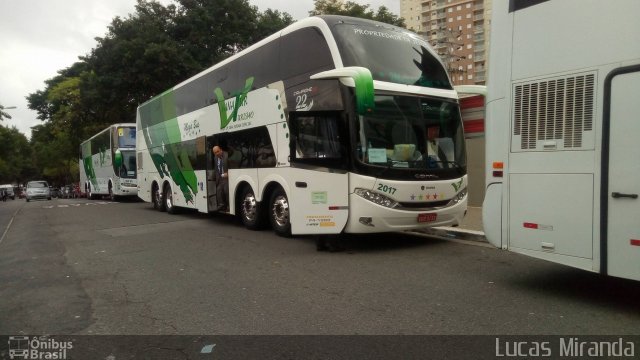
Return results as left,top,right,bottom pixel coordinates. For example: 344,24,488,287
418,213,437,223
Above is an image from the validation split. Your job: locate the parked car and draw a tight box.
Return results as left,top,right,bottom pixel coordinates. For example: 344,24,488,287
26,181,51,202
0,184,16,200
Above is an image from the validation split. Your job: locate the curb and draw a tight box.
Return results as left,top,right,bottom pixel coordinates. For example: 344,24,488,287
415,226,487,243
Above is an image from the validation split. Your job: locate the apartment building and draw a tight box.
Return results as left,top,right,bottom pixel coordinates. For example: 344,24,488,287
401,0,491,86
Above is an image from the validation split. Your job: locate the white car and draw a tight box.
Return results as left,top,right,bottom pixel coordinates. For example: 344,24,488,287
26,181,51,202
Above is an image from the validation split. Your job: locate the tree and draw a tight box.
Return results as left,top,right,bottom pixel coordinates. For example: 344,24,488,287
0,125,34,184
254,9,294,43
85,0,192,125
30,123,76,185
26,61,90,123
173,0,260,66
309,0,406,27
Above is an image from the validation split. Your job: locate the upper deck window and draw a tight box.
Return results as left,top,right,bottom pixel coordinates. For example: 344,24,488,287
331,23,452,90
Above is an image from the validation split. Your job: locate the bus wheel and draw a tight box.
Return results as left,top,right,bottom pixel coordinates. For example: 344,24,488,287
164,184,177,214
240,186,264,230
152,184,165,211
88,186,94,200
108,184,115,201
269,187,291,237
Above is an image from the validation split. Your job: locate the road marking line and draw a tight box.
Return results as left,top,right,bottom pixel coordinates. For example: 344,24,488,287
0,207,20,246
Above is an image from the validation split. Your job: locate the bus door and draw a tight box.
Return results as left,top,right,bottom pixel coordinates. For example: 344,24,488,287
206,136,219,212
606,68,640,281
288,112,349,235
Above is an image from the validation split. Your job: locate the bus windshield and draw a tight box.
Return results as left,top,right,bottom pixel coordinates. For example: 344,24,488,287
357,95,466,172
118,150,137,179
331,22,451,89
118,127,136,148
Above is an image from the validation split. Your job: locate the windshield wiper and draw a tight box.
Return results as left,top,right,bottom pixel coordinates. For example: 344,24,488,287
375,160,395,178
430,160,465,175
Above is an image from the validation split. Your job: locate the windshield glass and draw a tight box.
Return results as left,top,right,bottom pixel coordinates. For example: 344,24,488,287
356,95,465,171
118,127,136,148
331,22,451,89
118,151,137,179
28,181,48,188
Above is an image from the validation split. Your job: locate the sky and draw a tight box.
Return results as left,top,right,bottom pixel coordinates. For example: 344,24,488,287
0,0,399,139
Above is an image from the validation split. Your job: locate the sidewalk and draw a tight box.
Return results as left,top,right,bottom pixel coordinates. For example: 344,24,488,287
416,206,487,243
451,205,483,233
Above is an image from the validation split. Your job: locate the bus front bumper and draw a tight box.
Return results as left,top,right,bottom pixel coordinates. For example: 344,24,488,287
117,181,138,196
343,193,466,234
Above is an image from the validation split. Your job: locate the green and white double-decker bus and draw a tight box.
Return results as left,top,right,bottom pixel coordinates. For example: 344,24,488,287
137,16,468,237
80,124,138,200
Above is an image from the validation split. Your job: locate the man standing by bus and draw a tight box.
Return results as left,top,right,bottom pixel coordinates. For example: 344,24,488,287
212,145,229,212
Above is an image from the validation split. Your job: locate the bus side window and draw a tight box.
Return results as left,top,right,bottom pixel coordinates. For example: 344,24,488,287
291,114,343,161
225,127,276,169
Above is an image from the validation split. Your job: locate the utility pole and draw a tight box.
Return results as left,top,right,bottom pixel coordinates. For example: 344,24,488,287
0,105,16,121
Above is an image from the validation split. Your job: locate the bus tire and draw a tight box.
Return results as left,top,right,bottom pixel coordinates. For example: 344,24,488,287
108,183,115,201
269,187,291,237
239,186,264,230
88,186,95,200
164,184,177,214
152,183,164,211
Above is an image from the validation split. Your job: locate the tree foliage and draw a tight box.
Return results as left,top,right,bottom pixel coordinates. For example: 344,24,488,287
309,0,406,27
0,125,35,184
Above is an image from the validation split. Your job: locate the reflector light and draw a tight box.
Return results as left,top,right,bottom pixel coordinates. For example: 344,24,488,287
493,171,503,177
493,161,504,169
631,239,640,246
524,222,538,229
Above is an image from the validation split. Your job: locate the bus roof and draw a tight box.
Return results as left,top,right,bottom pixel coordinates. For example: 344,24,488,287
80,123,135,145
140,15,433,108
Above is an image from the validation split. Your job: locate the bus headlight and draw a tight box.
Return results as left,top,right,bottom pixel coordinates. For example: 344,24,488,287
447,187,467,207
354,188,399,209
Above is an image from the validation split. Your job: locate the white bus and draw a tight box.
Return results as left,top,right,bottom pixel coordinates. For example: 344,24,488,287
80,124,138,200
482,0,640,280
137,16,469,238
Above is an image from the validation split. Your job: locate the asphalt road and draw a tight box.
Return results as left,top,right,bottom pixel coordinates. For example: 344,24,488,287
1,197,639,335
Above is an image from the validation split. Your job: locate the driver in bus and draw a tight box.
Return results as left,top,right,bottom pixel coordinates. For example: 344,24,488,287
426,126,442,168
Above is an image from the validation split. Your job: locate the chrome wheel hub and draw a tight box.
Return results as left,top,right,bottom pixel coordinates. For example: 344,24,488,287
272,195,289,227
243,193,257,222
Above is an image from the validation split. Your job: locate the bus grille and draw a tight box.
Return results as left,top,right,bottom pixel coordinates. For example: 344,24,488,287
398,200,450,210
513,72,595,151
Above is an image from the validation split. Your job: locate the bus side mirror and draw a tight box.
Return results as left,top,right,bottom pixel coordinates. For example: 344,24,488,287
310,66,375,116
114,149,123,168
